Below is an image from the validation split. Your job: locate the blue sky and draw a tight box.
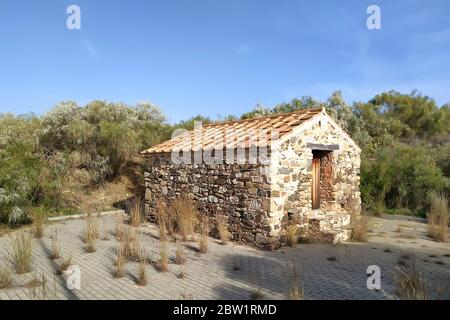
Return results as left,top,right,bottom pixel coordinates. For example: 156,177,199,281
0,0,449,122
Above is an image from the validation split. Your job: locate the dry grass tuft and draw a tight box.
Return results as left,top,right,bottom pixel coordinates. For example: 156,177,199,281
137,257,148,286
124,224,137,243
170,196,198,241
84,231,96,253
26,273,45,288
101,225,110,241
59,255,72,273
83,214,99,253
427,193,449,243
25,274,55,300
350,213,370,242
158,240,169,272
115,215,126,241
288,264,304,300
394,255,428,300
156,199,170,241
31,210,46,239
50,229,60,260
113,244,126,278
127,234,142,262
119,225,140,261
129,197,143,228
0,268,13,289
175,241,186,265
285,224,298,247
250,288,265,300
177,265,186,279
198,215,209,254
216,213,230,245
10,232,33,274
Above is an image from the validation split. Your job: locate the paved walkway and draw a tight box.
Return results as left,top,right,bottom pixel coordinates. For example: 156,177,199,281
0,215,449,300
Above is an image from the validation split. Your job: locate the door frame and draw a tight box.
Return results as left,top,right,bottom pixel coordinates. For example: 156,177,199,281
311,157,321,210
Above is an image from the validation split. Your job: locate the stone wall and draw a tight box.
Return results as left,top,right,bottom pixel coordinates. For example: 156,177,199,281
144,153,275,247
268,115,361,242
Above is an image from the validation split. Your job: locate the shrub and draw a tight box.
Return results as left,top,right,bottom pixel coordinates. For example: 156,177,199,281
361,143,447,215
427,193,449,242
10,232,33,274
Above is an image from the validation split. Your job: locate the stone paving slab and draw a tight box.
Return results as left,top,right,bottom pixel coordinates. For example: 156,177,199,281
0,215,449,300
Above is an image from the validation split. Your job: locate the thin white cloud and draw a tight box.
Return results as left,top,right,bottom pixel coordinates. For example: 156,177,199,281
83,41,99,58
236,44,249,55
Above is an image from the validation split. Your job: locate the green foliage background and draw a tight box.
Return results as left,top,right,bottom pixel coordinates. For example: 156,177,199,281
1,91,449,225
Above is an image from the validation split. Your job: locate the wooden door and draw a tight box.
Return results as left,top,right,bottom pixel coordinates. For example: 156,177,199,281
311,158,321,209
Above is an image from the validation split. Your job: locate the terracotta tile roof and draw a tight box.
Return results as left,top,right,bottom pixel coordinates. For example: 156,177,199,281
141,108,324,154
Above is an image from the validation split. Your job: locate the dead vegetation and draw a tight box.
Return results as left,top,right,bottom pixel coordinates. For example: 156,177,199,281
0,268,13,289
175,240,186,265
10,232,33,274
198,216,209,254
83,214,99,253
158,240,169,272
156,199,170,241
113,244,126,278
427,193,449,243
50,229,60,260
216,213,230,245
285,224,298,248
170,196,198,241
288,264,304,300
31,210,46,239
129,197,143,228
137,257,148,286
394,254,428,300
25,274,56,300
115,214,126,241
101,224,110,241
349,213,370,242
250,288,265,300
59,255,72,273
126,234,142,262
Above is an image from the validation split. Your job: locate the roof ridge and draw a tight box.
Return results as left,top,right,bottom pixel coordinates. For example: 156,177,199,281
203,107,324,127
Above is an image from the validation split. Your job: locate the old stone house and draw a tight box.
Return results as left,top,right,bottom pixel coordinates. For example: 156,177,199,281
142,108,361,248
